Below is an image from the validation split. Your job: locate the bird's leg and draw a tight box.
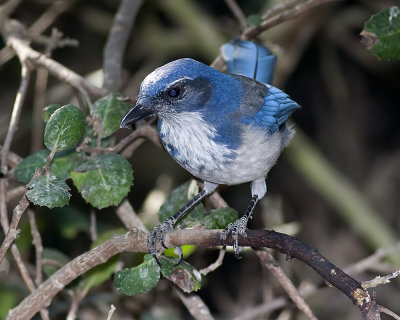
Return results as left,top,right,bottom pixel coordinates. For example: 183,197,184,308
220,195,259,258
221,178,266,259
148,181,218,266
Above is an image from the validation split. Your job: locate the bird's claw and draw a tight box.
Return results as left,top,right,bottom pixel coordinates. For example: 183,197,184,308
220,216,249,259
147,219,184,266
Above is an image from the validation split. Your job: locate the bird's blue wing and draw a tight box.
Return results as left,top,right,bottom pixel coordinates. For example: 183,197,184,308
247,84,300,134
231,75,300,134
221,39,277,85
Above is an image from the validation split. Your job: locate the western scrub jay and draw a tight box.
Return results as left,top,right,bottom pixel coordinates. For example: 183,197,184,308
121,57,299,265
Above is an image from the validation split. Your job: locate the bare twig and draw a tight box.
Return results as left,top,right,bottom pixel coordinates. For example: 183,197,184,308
261,0,303,21
200,249,226,276
224,0,248,29
11,244,50,320
377,305,400,320
90,209,97,243
6,186,26,201
0,195,29,265
175,289,214,320
0,63,30,174
362,270,400,289
255,249,318,320
116,199,148,232
242,0,343,40
106,305,116,320
0,0,72,66
2,19,107,99
103,0,143,92
28,209,44,286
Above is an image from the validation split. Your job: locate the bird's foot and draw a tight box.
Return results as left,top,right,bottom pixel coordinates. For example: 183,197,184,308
220,216,250,259
147,219,183,266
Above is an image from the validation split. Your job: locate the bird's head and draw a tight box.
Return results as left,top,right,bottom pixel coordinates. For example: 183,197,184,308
121,58,235,128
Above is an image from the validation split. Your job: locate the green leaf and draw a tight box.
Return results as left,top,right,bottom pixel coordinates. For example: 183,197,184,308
362,6,400,60
26,174,71,208
44,104,86,152
43,104,61,122
15,150,49,183
15,149,86,183
50,151,86,180
83,254,120,292
159,256,202,293
158,180,206,225
247,14,262,27
92,94,132,138
42,248,70,277
199,207,238,229
71,153,133,209
114,254,160,296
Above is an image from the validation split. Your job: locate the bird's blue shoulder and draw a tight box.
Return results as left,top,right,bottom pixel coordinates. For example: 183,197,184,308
237,78,300,133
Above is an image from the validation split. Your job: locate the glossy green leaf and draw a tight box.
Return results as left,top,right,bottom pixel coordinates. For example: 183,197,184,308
160,256,202,293
92,94,132,138
44,104,86,151
158,180,206,224
42,248,70,277
15,149,86,183
50,151,86,180
362,6,400,60
114,254,160,296
71,153,133,209
43,104,61,122
26,174,70,208
15,150,48,183
200,207,238,229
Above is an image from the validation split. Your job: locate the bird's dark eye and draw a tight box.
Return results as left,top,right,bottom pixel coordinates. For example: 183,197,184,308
168,87,180,98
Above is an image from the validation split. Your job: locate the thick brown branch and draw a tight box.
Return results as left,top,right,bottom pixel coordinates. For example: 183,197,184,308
7,228,371,320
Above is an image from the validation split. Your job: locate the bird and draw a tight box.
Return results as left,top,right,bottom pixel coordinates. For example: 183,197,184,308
121,57,300,265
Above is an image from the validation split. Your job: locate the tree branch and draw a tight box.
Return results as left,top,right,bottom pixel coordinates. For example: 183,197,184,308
7,228,372,320
102,0,143,92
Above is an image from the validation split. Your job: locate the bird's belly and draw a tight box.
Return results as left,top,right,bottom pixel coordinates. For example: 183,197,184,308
185,127,290,186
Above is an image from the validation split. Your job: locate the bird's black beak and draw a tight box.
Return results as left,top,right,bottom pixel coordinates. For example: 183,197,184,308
120,104,155,129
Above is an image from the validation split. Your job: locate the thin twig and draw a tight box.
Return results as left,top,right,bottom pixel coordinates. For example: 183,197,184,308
11,244,50,320
224,0,248,29
2,19,107,99
377,305,400,320
0,63,31,174
116,199,148,233
242,0,342,40
90,209,97,243
174,289,215,320
103,0,143,92
200,249,226,275
255,249,318,320
28,209,44,286
0,195,29,265
6,186,26,202
261,0,303,21
362,270,400,289
106,305,116,320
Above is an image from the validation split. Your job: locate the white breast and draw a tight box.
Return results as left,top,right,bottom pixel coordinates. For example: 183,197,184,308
159,112,235,180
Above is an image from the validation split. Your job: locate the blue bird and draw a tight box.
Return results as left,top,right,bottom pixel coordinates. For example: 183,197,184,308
121,55,299,265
